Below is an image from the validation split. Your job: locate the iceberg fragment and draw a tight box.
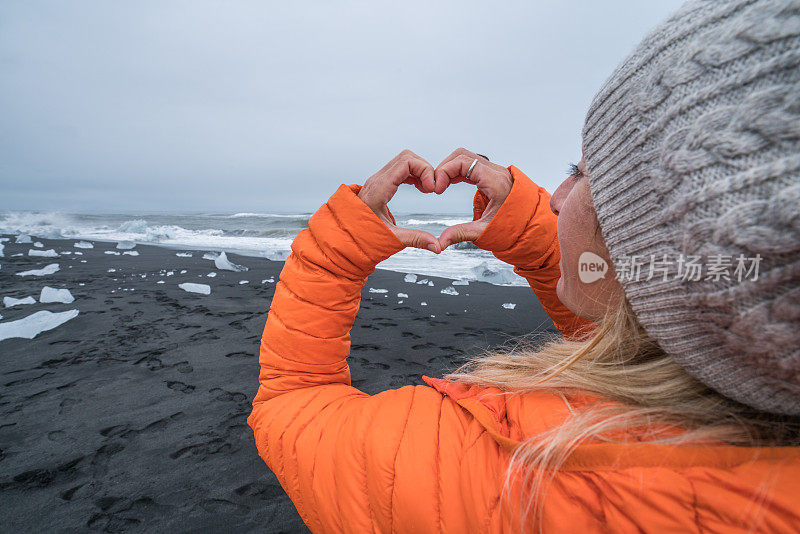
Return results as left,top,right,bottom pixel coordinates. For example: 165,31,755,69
0,310,79,341
15,234,32,244
29,249,59,258
502,303,517,310
440,286,459,296
122,251,139,256
40,286,75,304
74,241,94,249
404,273,418,283
118,220,147,233
116,241,136,250
4,296,36,308
470,261,519,285
368,288,388,294
17,264,60,277
176,252,193,258
214,252,248,272
33,241,43,248
178,283,211,295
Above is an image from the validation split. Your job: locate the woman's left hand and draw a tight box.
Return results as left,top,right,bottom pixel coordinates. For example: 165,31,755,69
357,150,442,254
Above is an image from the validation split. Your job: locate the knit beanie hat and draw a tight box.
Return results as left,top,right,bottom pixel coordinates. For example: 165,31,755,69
582,0,800,415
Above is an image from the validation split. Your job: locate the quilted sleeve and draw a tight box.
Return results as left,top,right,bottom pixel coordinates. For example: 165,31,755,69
246,183,469,532
471,165,596,339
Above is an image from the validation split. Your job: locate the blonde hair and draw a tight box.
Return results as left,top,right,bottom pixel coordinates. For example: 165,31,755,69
445,295,800,533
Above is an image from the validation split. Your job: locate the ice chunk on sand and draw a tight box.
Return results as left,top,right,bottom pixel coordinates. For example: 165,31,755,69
369,288,388,294
239,280,249,285
0,242,4,257
4,296,36,308
404,273,418,283
74,241,94,249
428,281,434,287
15,234,32,244
470,261,519,285
416,278,428,284
502,303,517,310
40,286,75,304
214,251,248,272
60,251,72,255
0,310,79,341
440,286,459,296
180,269,187,274
262,277,274,283
421,301,427,306
17,264,60,277
29,249,59,258
116,241,136,250
452,279,470,286
33,241,43,248
176,252,193,258
123,251,139,256
397,293,408,298
107,269,116,273
157,280,165,284
178,283,211,295
207,272,217,278
202,252,219,260
104,251,121,256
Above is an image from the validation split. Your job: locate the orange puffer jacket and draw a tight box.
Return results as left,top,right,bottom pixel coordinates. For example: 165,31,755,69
247,165,800,533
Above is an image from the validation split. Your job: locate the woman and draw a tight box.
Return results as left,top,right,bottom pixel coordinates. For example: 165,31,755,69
247,0,800,531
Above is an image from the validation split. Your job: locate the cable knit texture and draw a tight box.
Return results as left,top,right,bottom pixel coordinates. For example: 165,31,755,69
582,0,800,415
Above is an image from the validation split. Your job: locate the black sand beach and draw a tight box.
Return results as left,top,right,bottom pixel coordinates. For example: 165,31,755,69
0,235,559,533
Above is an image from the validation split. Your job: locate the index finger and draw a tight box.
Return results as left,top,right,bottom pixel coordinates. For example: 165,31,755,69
434,148,489,193
386,154,435,192
435,154,486,190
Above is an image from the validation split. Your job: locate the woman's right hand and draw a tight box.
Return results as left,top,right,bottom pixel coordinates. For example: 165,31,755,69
433,148,514,251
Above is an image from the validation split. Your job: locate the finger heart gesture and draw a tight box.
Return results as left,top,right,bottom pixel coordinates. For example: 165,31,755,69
357,148,514,254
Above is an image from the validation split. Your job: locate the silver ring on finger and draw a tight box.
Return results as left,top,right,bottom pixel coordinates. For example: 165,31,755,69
465,158,479,182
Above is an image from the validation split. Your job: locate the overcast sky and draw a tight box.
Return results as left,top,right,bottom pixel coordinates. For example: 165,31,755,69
0,0,686,214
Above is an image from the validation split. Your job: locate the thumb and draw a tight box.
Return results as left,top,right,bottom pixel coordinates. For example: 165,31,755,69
438,221,487,251
393,227,442,253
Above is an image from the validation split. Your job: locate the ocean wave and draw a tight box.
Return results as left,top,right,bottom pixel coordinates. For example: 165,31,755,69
403,217,471,226
118,219,147,233
0,210,524,286
224,212,311,219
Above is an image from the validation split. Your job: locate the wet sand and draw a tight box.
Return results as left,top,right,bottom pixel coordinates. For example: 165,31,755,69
0,235,558,533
